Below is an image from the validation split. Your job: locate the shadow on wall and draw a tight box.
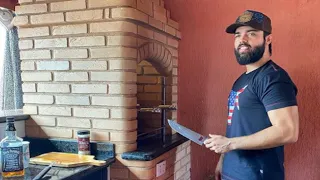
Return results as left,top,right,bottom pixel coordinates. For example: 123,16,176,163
285,66,320,180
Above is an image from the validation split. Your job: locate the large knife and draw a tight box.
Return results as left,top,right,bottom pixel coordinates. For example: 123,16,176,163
168,119,207,146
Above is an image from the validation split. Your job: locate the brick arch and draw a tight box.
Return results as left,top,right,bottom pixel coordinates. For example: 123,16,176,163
138,42,173,76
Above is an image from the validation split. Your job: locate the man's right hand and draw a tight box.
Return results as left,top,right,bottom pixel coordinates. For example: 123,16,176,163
215,154,224,180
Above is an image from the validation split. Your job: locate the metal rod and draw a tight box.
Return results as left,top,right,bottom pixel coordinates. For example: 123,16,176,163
161,76,166,144
137,127,165,137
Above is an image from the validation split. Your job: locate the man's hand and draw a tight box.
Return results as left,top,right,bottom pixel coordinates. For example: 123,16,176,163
203,134,233,154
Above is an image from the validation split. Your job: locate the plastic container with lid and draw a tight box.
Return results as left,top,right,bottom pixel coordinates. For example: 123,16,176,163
77,130,90,155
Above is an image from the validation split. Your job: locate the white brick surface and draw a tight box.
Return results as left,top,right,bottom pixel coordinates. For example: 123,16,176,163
91,72,136,82
165,25,176,36
18,0,33,3
69,36,105,47
137,38,148,47
137,0,153,16
22,83,36,92
154,32,167,44
168,18,179,30
54,72,88,82
52,24,87,35
18,27,49,38
39,106,71,116
92,119,137,130
55,95,90,105
110,108,137,119
109,60,136,70
110,131,137,141
186,163,191,171
149,17,164,30
20,50,51,60
174,161,181,172
167,38,179,48
90,21,137,34
71,84,107,93
138,26,154,39
23,95,54,104
21,61,35,70
176,149,186,161
35,38,67,48
29,116,56,126
154,9,166,23
109,84,137,95
90,130,110,141
13,16,29,26
107,36,137,47
90,47,137,58
71,61,107,70
143,67,159,75
40,127,72,138
177,31,182,39
73,107,109,118
105,9,110,19
53,49,88,59
50,0,86,12
66,10,103,22
37,61,69,70
38,83,70,93
186,146,191,154
175,166,187,180
23,105,38,114
111,7,148,23
57,117,91,128
19,40,33,50
173,68,178,75
30,13,64,24
88,0,136,8
22,72,52,81
181,154,191,166
15,4,47,15
91,96,136,107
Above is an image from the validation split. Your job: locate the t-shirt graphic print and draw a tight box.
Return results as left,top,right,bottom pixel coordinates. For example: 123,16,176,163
227,85,248,125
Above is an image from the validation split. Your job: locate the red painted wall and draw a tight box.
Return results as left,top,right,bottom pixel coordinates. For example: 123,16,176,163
164,0,319,179
0,0,17,10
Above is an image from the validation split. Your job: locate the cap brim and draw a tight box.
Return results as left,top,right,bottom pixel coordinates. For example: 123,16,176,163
225,23,247,34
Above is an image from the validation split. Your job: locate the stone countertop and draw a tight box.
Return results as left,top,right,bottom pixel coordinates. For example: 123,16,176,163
0,137,115,180
0,158,114,180
121,134,188,161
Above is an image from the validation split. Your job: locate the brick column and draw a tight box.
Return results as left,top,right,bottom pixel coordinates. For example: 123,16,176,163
15,0,188,179
15,0,180,154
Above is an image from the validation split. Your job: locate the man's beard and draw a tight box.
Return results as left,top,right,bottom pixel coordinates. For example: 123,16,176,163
234,42,265,65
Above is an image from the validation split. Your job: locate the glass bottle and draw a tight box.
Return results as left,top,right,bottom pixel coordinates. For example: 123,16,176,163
0,117,24,177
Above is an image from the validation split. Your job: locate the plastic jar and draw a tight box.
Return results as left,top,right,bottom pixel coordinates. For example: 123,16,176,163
77,130,90,155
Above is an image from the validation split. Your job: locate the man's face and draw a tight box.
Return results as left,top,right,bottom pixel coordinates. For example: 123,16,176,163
234,26,266,65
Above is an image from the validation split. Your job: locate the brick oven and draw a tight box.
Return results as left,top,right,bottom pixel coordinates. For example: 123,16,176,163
14,0,190,179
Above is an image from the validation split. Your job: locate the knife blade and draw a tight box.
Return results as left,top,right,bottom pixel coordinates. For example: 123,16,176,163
168,119,207,145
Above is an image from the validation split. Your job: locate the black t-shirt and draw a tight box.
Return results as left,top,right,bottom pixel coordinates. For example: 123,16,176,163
222,60,298,180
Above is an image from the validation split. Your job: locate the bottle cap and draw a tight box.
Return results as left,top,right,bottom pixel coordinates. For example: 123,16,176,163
6,117,15,123
77,130,90,135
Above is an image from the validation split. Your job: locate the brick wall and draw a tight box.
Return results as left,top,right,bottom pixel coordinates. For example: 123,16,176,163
111,141,191,180
15,0,184,179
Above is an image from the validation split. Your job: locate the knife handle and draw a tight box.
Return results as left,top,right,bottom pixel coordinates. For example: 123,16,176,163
32,163,53,180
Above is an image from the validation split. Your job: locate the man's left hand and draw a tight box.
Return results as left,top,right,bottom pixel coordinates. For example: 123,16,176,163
204,134,234,154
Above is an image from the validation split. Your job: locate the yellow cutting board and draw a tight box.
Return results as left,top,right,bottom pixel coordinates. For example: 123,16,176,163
30,152,106,167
